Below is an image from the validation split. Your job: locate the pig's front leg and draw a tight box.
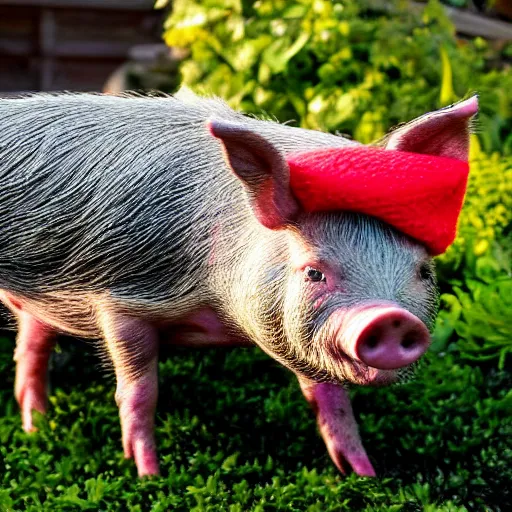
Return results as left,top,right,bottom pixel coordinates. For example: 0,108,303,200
98,311,159,477
14,312,56,432
298,378,376,477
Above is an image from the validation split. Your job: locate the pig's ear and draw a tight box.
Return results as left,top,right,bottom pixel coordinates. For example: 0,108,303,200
382,96,478,161
208,119,299,229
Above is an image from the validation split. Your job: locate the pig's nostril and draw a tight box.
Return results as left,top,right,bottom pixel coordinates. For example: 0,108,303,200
365,335,379,349
401,333,418,349
392,320,401,328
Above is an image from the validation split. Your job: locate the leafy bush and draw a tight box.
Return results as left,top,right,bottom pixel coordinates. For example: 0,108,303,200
161,0,512,153
441,145,512,267
433,277,512,368
433,142,512,368
436,141,512,285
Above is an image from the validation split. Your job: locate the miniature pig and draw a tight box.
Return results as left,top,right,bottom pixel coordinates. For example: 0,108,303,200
0,90,477,476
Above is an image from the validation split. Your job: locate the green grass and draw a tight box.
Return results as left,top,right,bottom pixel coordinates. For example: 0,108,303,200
0,334,510,511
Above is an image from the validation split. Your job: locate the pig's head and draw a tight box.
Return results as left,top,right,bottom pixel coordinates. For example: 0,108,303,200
209,97,477,386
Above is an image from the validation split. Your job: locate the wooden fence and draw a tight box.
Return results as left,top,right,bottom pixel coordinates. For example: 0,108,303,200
0,0,163,92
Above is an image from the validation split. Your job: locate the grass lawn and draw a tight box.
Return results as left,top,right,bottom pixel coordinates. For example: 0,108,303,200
0,333,510,511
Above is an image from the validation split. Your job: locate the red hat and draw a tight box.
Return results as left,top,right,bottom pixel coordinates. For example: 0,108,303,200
287,146,469,256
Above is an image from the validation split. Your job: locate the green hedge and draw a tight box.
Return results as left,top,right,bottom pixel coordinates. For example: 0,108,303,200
434,143,512,368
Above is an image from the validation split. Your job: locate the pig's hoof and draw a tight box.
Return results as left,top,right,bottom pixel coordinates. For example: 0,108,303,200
18,386,47,432
123,433,160,477
330,448,376,477
345,456,376,477
137,462,160,478
133,447,160,477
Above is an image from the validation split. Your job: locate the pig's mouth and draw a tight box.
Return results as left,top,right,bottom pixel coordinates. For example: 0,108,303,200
294,333,405,387
325,349,402,387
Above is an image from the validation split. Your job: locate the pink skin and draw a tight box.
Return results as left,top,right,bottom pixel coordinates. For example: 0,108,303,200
161,308,251,347
2,297,420,477
454,96,479,118
386,96,478,161
2,292,424,477
7,297,160,477
299,379,376,477
98,314,161,477
97,309,250,477
3,296,247,477
111,310,248,476
291,246,430,377
0,292,56,432
337,305,431,370
14,313,56,432
115,367,159,477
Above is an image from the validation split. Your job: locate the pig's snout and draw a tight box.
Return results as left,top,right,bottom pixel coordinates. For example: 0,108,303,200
341,306,430,370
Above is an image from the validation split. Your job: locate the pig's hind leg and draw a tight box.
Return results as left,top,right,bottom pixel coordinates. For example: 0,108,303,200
13,310,56,432
298,378,376,477
97,309,159,477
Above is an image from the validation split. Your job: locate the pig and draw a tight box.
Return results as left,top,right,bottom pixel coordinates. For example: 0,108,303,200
0,90,477,477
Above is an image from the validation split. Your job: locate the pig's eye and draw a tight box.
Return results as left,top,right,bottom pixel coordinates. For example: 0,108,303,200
305,266,326,283
418,262,434,281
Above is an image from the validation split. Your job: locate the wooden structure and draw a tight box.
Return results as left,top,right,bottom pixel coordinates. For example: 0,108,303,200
0,0,164,93
409,1,512,40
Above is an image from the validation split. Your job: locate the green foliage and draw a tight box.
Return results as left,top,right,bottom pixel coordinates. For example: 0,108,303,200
161,0,512,153
440,147,512,267
434,145,512,367
433,278,512,368
0,339,510,510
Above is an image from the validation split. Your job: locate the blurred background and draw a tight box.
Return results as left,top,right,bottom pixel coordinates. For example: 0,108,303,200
0,0,177,93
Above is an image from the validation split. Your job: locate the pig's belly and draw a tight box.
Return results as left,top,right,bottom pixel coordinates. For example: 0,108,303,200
0,290,251,348
159,308,252,347
0,289,101,337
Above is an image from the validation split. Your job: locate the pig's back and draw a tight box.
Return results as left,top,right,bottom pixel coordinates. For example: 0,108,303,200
0,93,241,305
0,92,352,313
